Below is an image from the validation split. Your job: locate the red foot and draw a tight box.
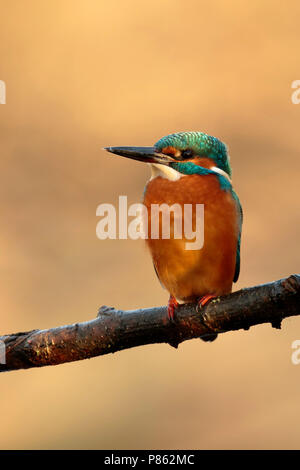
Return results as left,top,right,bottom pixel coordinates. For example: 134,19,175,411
167,295,179,321
198,294,217,309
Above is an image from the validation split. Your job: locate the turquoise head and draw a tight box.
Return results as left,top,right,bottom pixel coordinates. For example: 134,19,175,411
154,131,231,177
105,131,231,179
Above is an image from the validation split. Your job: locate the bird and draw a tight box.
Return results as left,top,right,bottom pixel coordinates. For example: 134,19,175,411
104,131,242,321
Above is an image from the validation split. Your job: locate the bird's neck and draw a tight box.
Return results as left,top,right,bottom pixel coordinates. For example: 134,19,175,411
149,157,232,191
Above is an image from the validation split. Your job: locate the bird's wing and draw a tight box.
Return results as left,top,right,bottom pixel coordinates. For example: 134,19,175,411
231,189,243,283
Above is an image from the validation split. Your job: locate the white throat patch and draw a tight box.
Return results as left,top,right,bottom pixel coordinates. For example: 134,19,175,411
149,163,183,181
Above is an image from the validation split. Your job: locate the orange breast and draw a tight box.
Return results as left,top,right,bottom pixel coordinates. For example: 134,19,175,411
143,173,239,302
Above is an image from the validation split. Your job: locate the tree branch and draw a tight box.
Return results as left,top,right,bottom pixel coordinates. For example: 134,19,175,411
0,274,299,372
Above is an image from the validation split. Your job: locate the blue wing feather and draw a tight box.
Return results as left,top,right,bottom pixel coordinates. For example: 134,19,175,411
231,189,243,283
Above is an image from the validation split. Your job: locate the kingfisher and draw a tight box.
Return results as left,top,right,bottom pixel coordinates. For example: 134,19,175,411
105,131,242,320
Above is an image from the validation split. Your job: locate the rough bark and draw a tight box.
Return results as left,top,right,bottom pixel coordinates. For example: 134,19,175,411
0,274,299,372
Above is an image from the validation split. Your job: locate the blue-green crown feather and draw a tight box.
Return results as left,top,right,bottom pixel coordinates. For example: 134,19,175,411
154,131,231,177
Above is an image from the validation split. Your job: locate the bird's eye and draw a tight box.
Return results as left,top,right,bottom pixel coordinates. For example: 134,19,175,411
181,149,194,159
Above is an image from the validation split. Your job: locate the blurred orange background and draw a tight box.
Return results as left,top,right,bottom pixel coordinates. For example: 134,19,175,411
0,0,300,450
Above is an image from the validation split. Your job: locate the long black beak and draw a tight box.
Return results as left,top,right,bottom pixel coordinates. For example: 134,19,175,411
104,146,174,165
